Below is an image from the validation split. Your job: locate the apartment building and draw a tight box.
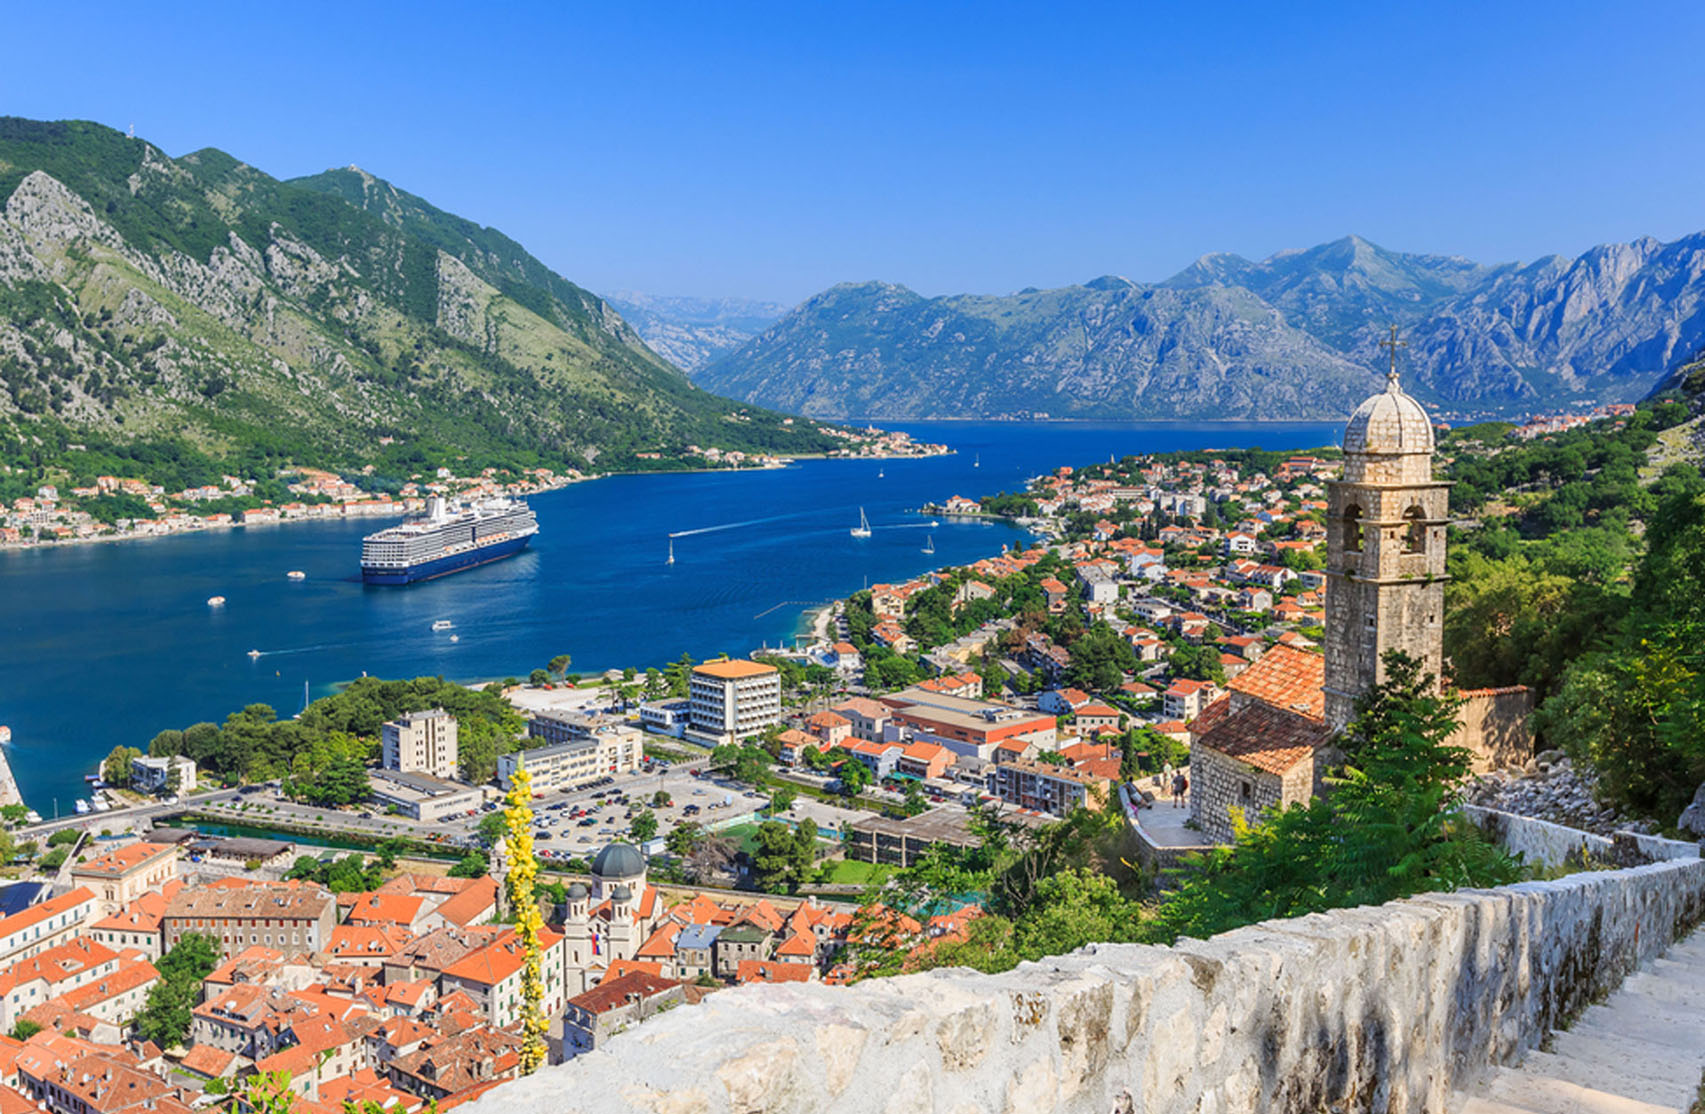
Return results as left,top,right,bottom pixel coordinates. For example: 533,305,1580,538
498,714,643,794
0,888,98,967
381,709,460,781
993,756,1120,817
685,660,782,746
163,882,337,959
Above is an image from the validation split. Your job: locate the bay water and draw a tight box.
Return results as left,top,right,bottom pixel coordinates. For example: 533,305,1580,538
0,420,1339,810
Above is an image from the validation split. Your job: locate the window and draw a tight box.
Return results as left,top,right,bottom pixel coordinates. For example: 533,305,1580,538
1342,505,1363,554
1402,505,1427,554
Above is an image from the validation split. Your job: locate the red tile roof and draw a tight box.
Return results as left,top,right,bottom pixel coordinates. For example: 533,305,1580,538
1194,703,1329,776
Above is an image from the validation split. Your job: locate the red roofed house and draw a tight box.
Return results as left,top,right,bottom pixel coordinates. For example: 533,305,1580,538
439,928,568,1028
68,843,178,914
562,971,684,1059
1162,679,1219,723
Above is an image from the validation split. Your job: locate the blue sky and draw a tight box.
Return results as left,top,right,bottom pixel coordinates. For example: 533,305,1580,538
4,2,1702,304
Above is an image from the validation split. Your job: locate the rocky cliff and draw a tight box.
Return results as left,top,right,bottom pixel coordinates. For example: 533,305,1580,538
699,234,1705,420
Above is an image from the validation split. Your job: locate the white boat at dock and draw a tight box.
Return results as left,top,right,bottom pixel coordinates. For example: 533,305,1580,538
73,799,89,815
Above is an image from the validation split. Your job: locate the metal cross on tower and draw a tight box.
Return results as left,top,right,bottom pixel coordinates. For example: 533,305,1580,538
1379,324,1407,382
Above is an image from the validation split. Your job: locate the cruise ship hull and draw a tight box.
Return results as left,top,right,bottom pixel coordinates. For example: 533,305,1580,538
362,534,533,585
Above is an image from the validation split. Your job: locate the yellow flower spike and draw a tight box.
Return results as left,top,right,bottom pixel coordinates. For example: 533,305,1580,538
502,766,548,1074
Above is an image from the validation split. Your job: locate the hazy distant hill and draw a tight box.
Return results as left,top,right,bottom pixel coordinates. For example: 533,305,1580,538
602,292,789,373
0,117,838,486
699,234,1705,420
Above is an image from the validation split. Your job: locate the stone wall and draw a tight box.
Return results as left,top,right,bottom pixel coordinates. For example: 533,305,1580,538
461,855,1705,1114
1463,803,1699,870
1450,687,1533,774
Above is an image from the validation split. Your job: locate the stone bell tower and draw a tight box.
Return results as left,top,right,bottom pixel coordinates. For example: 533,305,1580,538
1323,330,1450,731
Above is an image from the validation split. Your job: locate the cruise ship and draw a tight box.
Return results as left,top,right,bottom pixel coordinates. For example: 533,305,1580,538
360,496,539,585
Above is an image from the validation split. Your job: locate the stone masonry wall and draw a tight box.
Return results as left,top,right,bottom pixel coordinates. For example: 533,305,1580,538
462,856,1705,1114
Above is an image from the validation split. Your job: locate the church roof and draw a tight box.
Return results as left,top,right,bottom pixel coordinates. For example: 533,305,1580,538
1225,645,1325,720
1344,373,1434,456
591,842,646,880
1195,703,1330,777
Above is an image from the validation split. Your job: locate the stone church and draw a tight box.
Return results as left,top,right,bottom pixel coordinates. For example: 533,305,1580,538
1189,366,1531,843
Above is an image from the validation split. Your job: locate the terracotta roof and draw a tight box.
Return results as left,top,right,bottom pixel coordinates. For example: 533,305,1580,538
734,960,812,984
177,1043,237,1079
692,659,777,680
566,971,679,1015
441,928,562,987
1225,644,1325,719
432,878,498,928
0,888,94,940
1194,703,1330,776
346,892,424,927
70,842,176,879
602,959,666,980
774,932,816,957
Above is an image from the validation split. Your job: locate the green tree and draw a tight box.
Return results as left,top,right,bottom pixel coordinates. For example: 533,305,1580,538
901,781,928,817
135,932,220,1047
449,850,490,878
8,1020,41,1041
750,820,812,893
768,786,797,814
665,821,705,858
477,811,509,846
529,668,549,686
630,808,659,843
102,745,141,785
833,754,872,797
548,654,572,679
1167,643,1226,685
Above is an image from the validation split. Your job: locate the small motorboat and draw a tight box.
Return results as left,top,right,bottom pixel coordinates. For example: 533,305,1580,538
207,596,226,607
449,634,460,642
247,649,263,659
286,570,306,581
432,620,454,631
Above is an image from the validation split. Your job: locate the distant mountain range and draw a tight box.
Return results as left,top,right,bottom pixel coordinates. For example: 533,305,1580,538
694,234,1705,420
0,117,838,483
602,292,788,373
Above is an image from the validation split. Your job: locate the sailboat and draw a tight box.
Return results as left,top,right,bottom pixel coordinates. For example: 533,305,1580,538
850,507,872,538
667,536,675,565
973,453,980,468
922,535,935,555
878,467,885,478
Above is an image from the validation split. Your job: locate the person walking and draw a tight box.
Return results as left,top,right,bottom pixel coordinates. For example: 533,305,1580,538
1171,771,1187,808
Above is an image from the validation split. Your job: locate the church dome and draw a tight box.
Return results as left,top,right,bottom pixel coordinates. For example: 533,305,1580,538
1344,373,1434,455
611,884,633,902
591,841,646,880
567,882,588,900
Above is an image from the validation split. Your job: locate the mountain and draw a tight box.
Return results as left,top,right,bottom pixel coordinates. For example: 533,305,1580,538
0,118,838,485
700,234,1705,421
601,292,789,373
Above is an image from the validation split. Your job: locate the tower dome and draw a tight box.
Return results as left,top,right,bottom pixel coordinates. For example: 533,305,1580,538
1344,372,1434,456
591,841,646,880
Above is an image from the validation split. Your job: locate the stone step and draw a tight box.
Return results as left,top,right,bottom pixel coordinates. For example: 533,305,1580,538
1618,972,1705,1009
1572,1007,1705,1051
1543,1030,1699,1089
1481,1067,1682,1114
1452,1095,1546,1114
1517,1049,1694,1109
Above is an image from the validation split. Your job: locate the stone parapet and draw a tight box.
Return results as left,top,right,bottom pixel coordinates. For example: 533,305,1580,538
460,855,1705,1114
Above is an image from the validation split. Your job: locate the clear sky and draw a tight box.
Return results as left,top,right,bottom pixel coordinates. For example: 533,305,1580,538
4,1,1702,305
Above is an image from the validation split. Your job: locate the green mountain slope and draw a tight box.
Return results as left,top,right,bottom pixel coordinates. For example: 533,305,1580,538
0,117,838,489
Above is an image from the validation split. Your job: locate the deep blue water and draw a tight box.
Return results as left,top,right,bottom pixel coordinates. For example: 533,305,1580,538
0,420,1339,811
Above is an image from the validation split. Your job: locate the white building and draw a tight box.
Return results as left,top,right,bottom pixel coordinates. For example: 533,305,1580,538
638,700,691,738
685,661,782,746
381,708,459,781
132,755,197,794
497,729,643,795
368,770,485,822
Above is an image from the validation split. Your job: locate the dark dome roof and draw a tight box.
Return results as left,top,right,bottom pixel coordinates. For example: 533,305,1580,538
567,882,588,899
591,841,645,879
611,885,633,902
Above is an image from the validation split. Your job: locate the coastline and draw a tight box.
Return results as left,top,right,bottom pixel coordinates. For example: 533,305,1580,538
0,448,953,557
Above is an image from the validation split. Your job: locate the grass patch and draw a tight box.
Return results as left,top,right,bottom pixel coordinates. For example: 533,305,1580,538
817,858,893,886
